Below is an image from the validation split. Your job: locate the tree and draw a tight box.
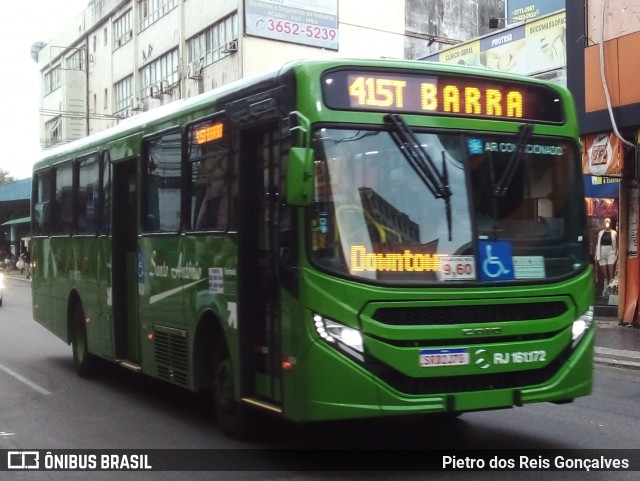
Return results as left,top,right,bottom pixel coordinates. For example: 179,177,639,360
0,168,15,184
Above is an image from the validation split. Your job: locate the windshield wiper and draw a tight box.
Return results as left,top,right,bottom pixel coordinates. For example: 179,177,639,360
493,123,533,197
385,113,452,240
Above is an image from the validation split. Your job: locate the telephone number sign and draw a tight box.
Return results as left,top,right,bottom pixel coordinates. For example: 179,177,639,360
245,0,339,50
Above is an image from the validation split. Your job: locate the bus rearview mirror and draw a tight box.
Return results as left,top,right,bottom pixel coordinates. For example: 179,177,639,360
285,147,313,206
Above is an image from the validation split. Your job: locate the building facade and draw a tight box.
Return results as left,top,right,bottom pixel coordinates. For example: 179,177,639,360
35,0,506,148
36,0,408,147
567,0,640,321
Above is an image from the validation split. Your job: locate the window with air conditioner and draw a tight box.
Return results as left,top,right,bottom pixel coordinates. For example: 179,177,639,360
186,12,238,71
140,48,179,99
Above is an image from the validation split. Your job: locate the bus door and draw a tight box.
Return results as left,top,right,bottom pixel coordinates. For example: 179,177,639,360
111,157,140,365
237,124,283,407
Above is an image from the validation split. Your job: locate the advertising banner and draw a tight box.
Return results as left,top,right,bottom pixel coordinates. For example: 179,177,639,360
506,0,565,25
435,40,481,66
628,187,638,258
582,132,623,177
425,11,566,77
245,0,339,50
583,176,620,199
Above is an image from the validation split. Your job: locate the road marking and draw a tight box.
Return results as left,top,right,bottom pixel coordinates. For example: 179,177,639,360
0,363,51,395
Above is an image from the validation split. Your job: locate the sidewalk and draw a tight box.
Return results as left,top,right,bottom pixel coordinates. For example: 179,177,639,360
4,269,640,370
594,317,640,370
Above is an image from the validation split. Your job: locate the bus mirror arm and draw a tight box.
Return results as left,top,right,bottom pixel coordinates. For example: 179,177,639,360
285,147,314,206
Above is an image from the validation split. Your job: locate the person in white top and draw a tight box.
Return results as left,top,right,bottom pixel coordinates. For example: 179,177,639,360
595,217,618,298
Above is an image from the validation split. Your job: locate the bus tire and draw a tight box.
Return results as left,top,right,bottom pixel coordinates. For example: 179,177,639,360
211,338,253,439
71,304,97,379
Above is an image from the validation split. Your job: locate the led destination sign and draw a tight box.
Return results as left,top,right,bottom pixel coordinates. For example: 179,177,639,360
323,70,564,122
195,122,224,144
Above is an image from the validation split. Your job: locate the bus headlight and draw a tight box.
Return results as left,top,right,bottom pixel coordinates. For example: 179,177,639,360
313,314,364,361
572,306,594,346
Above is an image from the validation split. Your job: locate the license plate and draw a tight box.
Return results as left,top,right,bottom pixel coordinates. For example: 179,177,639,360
419,348,470,367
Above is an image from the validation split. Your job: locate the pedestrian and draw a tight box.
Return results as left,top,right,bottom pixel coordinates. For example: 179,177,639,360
24,248,31,279
16,254,25,274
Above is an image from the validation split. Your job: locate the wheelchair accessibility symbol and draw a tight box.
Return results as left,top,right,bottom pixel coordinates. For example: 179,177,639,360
479,241,514,281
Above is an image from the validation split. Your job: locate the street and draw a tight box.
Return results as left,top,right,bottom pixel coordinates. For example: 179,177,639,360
1,276,639,480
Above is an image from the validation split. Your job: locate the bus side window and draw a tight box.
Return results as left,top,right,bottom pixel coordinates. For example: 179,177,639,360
99,151,111,235
187,117,230,232
53,162,73,236
33,169,54,236
76,154,101,235
191,154,229,230
142,131,182,233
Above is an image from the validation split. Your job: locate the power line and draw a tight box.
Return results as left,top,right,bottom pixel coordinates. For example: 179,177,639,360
339,21,462,46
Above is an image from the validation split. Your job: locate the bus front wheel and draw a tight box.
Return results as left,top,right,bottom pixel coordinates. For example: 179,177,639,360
212,339,253,439
71,304,97,378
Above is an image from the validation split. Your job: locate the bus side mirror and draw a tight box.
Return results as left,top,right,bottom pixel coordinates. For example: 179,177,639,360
285,147,313,206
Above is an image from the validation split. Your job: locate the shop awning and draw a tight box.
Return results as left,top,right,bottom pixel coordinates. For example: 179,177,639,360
1,216,30,226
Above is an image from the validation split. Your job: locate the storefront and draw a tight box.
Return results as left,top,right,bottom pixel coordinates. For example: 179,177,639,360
584,177,620,308
0,216,30,257
582,132,624,316
565,2,640,325
581,129,640,321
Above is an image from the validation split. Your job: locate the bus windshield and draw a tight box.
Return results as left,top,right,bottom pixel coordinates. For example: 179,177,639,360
308,127,586,283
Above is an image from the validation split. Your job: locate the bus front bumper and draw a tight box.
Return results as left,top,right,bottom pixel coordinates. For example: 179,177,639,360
284,328,594,422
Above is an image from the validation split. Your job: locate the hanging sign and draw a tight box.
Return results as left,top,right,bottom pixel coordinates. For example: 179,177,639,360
582,132,623,177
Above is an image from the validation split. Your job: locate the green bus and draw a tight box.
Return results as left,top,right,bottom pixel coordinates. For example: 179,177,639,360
31,58,593,438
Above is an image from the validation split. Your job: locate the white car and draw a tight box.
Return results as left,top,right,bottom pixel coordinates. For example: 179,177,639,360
0,272,3,306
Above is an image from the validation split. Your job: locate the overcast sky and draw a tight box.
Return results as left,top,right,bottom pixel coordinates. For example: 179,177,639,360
1,0,88,180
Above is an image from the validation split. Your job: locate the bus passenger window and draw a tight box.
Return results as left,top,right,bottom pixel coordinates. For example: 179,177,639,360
187,117,230,231
142,131,182,233
33,169,54,236
76,155,100,235
191,154,228,230
53,162,73,236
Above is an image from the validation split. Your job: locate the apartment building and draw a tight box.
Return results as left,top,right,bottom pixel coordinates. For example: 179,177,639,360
35,0,504,148
36,0,408,147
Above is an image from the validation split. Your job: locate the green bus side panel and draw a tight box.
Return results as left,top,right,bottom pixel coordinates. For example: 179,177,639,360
32,236,115,357
136,234,238,389
125,251,140,361
32,238,56,337
75,237,113,358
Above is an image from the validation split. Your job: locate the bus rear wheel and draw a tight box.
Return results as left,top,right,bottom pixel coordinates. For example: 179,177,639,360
212,339,253,439
71,304,97,378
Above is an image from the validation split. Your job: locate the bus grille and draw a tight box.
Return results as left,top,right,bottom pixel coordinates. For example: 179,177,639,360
154,328,189,387
372,301,567,326
373,346,572,395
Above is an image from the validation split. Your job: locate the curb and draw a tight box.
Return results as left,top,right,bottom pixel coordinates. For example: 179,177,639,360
594,346,640,370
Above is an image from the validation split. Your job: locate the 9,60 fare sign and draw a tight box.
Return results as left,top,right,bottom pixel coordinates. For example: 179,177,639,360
440,256,476,280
